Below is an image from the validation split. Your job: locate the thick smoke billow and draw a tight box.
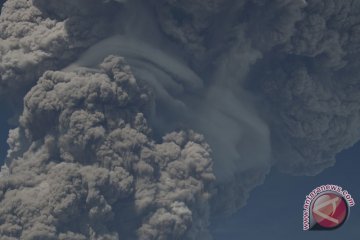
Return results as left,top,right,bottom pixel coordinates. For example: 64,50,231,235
0,0,115,104
251,0,360,175
63,0,272,217
1,56,214,239
1,0,360,239
154,0,360,176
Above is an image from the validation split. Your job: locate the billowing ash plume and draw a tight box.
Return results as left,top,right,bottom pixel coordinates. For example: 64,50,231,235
1,56,214,239
1,0,360,239
250,0,360,175
154,0,360,176
62,0,272,217
0,0,115,103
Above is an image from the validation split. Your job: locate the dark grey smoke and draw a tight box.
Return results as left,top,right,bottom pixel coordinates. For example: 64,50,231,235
154,0,360,176
1,0,360,239
250,0,360,175
0,0,114,104
1,56,214,239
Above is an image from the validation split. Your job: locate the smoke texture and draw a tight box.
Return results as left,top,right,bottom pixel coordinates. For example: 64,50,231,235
1,0,360,239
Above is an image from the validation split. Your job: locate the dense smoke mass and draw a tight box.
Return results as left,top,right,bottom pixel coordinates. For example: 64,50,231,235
253,0,360,175
1,56,215,239
1,0,360,239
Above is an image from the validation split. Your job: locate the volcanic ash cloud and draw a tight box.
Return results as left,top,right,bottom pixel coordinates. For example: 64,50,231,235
0,56,215,240
2,0,360,239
